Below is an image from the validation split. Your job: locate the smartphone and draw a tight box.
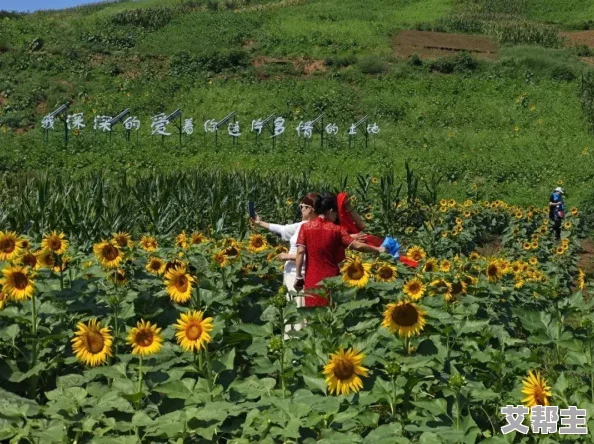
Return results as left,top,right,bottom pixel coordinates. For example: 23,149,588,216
248,201,256,219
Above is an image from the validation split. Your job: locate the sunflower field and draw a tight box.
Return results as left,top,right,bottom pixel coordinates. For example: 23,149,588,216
0,188,593,443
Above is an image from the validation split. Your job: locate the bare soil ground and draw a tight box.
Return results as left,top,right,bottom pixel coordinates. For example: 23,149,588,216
393,30,498,60
252,56,327,76
562,30,594,47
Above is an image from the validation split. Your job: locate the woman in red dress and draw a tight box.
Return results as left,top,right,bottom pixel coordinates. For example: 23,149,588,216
294,192,386,307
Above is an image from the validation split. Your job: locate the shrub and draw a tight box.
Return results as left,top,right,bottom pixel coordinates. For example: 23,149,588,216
111,7,174,31
408,54,423,67
453,51,478,72
206,0,219,11
550,65,575,82
428,57,455,74
324,54,357,68
357,56,389,75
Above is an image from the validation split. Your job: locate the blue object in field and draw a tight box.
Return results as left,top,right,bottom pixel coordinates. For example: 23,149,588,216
381,236,400,258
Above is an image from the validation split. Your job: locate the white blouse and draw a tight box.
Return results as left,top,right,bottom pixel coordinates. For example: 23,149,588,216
269,222,306,275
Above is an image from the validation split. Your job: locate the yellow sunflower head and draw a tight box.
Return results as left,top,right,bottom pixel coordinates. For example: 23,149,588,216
0,291,7,310
41,231,68,255
191,232,205,245
71,318,113,367
140,235,158,252
146,257,166,276
18,251,40,270
375,262,397,283
423,258,438,273
176,231,189,249
440,259,452,273
382,301,427,337
93,240,123,269
223,239,241,258
523,242,531,251
521,370,551,407
430,278,452,296
323,347,369,396
469,252,481,261
127,320,163,357
1,265,35,301
213,251,230,268
486,260,503,283
528,257,538,266
446,280,467,301
403,277,426,301
341,257,372,288
365,213,373,221
112,232,133,249
406,246,426,262
248,234,268,253
165,265,194,304
578,268,586,290
174,310,214,352
0,231,24,262
571,207,579,216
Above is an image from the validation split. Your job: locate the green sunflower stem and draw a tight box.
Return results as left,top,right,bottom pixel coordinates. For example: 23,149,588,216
59,266,64,291
204,346,214,400
137,355,143,409
29,292,38,398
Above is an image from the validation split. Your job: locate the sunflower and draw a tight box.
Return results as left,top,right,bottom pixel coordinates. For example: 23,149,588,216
127,320,163,357
571,207,579,216
371,177,379,184
440,259,452,273
463,210,471,218
521,370,551,407
515,211,523,219
36,249,55,269
223,239,241,258
1,265,35,301
140,235,158,252
146,257,166,276
108,269,128,286
430,278,451,296
365,213,373,220
212,251,230,268
440,206,448,213
563,221,572,230
93,240,123,269
486,260,503,283
323,347,369,396
248,234,268,253
448,199,456,207
18,251,40,270
406,246,426,262
0,291,7,310
176,231,189,249
191,232,205,245
382,301,427,337
522,242,531,251
165,265,194,304
71,319,113,367
439,199,447,207
403,277,426,300
531,241,538,250
286,198,294,205
341,256,372,288
469,252,481,261
529,257,538,266
375,262,397,283
556,246,565,256
441,231,448,238
446,280,467,302
112,232,133,249
578,268,586,290
20,238,31,251
0,231,23,262
174,310,214,352
53,256,70,274
423,258,437,273
40,231,68,255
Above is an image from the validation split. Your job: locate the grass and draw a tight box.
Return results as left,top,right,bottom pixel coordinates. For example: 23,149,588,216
1,0,594,208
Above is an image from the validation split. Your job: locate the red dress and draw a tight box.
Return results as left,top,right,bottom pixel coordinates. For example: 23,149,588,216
296,217,354,307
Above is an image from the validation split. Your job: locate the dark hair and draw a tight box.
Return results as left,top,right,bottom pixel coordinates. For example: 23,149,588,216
314,192,338,215
301,193,319,207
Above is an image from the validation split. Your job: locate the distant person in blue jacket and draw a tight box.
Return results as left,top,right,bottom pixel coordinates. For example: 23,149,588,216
549,187,565,240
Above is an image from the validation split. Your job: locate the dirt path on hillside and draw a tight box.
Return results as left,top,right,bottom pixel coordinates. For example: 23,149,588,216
393,30,498,60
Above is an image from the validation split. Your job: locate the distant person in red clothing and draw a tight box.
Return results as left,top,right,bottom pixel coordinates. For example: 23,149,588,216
294,192,386,307
336,192,419,268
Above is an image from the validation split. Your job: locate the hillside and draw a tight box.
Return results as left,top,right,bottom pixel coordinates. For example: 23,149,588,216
1,0,594,205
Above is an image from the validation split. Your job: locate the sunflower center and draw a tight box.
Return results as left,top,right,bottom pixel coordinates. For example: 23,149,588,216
185,322,203,341
83,329,105,354
49,238,62,251
252,238,264,248
408,282,420,293
424,263,434,272
150,260,162,271
487,265,498,277
451,281,463,295
0,238,15,253
534,388,546,405
12,272,29,290
23,254,37,268
347,264,365,280
136,330,154,347
333,357,355,381
379,267,393,279
102,244,119,261
226,247,239,257
116,237,127,247
392,304,419,327
411,252,422,261
175,274,189,291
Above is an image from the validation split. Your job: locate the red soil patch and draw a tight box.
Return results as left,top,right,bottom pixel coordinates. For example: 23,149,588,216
393,30,498,60
579,238,594,275
561,30,594,48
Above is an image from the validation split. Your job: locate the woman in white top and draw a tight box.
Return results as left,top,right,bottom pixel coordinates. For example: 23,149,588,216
251,193,319,335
